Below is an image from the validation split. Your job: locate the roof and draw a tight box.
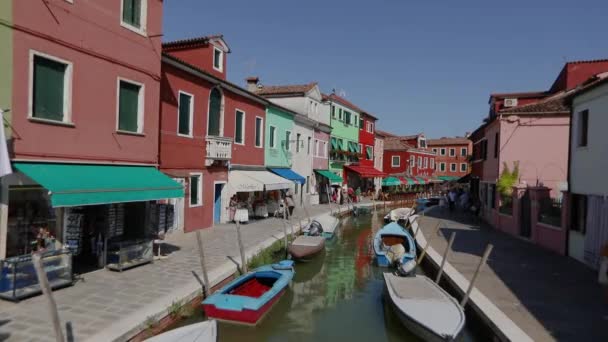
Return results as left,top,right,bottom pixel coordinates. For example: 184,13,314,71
566,58,608,65
489,91,549,99
375,129,396,137
428,137,471,146
498,91,570,115
322,93,365,113
162,35,230,52
566,72,608,102
384,138,414,151
255,83,317,96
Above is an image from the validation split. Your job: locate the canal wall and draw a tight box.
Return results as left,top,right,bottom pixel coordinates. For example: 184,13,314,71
411,211,533,342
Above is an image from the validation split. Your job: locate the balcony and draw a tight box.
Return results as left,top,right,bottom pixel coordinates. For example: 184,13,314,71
205,135,232,166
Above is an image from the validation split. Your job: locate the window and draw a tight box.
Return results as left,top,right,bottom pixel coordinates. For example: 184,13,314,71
213,47,223,72
440,162,446,171
424,157,428,168
234,110,245,144
255,117,263,147
432,148,437,153
117,78,144,133
494,133,499,158
121,0,147,35
578,110,588,147
440,148,446,156
450,163,457,172
30,52,72,123
461,163,467,172
189,173,202,207
315,139,319,156
430,158,435,169
461,147,467,156
207,88,222,136
307,136,311,155
449,148,455,157
338,108,343,121
359,118,364,129
177,91,194,136
285,131,291,151
392,156,400,167
418,156,422,167
570,194,587,233
368,122,374,133
366,146,373,160
344,111,351,125
269,125,276,149
410,155,415,167
323,141,327,157
331,105,336,118
419,139,426,148
296,133,301,152
358,143,362,154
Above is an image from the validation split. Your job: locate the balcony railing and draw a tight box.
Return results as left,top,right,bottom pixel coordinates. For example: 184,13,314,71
206,135,232,166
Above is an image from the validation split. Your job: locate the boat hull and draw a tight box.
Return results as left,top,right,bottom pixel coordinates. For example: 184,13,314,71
288,237,325,261
386,295,455,342
202,288,286,326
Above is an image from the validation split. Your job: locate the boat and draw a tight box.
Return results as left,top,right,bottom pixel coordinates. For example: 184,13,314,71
288,235,325,261
373,222,416,267
145,320,217,342
202,260,295,325
384,207,415,224
303,213,339,240
383,273,465,342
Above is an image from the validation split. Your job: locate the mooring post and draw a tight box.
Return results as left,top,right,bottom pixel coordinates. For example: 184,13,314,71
435,232,456,284
282,208,290,257
235,221,248,274
415,221,441,265
460,244,493,307
195,230,210,296
32,253,65,342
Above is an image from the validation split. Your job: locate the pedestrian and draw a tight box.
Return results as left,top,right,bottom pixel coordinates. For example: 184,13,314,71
229,195,237,222
285,188,295,218
448,189,457,212
355,187,361,203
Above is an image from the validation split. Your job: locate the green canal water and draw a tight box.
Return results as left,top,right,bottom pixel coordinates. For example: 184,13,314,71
173,210,477,341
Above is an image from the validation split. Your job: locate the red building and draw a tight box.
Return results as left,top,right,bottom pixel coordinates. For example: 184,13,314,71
1,1,183,273
382,134,436,183
428,137,472,180
160,35,267,232
343,111,385,192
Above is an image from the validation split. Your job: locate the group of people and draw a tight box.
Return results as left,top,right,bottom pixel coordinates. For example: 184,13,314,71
329,185,361,205
445,187,480,216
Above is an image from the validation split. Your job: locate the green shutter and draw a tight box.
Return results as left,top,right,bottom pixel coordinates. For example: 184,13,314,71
208,88,221,136
190,176,199,205
367,146,373,159
255,118,262,146
235,111,244,143
33,56,66,121
269,126,275,147
178,93,191,135
118,81,140,132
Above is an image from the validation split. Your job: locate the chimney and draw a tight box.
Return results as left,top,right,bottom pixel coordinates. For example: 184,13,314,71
246,76,259,92
465,131,471,138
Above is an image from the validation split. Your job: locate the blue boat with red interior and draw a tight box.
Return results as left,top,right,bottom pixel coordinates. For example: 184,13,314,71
201,260,294,325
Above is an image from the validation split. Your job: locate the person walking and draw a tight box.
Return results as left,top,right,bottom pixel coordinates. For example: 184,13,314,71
285,189,295,219
448,189,457,212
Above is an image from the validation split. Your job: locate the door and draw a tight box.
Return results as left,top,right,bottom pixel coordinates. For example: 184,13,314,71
520,190,532,238
214,183,224,224
170,178,185,231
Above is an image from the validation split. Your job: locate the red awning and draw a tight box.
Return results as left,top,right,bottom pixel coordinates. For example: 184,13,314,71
344,165,387,178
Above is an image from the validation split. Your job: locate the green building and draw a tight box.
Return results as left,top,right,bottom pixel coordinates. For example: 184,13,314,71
323,94,361,179
265,105,294,168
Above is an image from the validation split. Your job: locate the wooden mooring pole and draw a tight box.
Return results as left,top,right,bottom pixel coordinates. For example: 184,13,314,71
460,244,493,307
32,253,65,342
435,232,456,284
235,221,248,274
282,208,290,257
415,221,441,268
195,231,210,296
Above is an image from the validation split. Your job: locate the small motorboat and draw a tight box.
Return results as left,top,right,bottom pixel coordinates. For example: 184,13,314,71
373,222,416,267
145,320,217,342
383,273,465,342
384,207,415,224
303,214,339,240
288,235,325,261
202,260,295,325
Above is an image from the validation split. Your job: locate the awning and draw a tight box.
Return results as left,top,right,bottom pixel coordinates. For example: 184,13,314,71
415,176,426,185
13,162,184,207
348,142,358,153
315,169,343,184
398,176,416,185
269,168,306,185
344,165,387,178
229,170,292,192
438,175,460,182
330,137,338,150
382,177,402,186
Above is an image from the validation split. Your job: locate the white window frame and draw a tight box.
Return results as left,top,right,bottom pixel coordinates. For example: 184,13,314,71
461,147,467,156
450,163,457,172
28,50,74,125
116,77,145,134
440,162,446,172
367,122,374,133
177,90,194,138
323,141,327,158
285,130,292,151
432,148,437,153
296,133,301,153
418,156,422,167
120,0,148,37
269,125,277,149
189,173,203,207
424,157,428,168
213,46,224,72
358,143,363,154
461,163,467,172
449,148,456,157
234,109,246,145
367,146,374,160
254,116,263,148
419,138,426,148
440,148,446,156
315,139,320,157
392,155,400,167
430,158,435,169
410,155,415,167
307,136,311,155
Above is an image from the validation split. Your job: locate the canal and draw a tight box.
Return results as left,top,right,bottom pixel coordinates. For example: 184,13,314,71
171,210,478,341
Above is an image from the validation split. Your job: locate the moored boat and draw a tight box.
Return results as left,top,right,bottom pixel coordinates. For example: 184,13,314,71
202,260,295,325
145,320,217,342
303,214,339,240
373,222,416,267
383,273,465,342
384,207,415,223
288,235,325,261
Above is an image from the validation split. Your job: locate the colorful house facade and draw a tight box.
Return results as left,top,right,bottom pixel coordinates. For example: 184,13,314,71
428,137,472,181
381,133,437,185
323,93,361,181
264,105,294,168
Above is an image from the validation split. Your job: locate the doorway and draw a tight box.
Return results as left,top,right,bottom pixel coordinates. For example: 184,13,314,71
520,190,532,238
170,178,185,232
214,183,225,224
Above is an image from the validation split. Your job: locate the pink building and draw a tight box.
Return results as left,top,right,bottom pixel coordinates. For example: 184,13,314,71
313,129,330,171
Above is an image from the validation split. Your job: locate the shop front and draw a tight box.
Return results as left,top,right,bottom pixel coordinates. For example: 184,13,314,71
0,162,183,301
314,170,343,204
344,165,387,197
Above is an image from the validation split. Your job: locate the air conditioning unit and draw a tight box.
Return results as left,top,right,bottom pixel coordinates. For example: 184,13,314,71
504,98,518,107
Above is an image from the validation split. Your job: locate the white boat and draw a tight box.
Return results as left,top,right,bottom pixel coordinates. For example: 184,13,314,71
145,320,217,342
384,208,415,223
383,273,465,342
302,213,339,240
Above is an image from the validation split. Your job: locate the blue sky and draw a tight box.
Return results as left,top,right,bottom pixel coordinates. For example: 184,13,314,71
164,0,608,138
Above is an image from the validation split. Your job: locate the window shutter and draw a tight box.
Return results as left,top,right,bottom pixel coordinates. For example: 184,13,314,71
178,93,191,135
208,89,221,136
118,81,140,132
235,111,244,143
33,56,65,121
190,176,199,205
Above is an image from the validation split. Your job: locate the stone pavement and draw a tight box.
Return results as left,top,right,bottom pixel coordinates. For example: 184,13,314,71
418,206,608,342
0,202,348,342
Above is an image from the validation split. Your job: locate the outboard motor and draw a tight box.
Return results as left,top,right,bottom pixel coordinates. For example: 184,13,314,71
307,220,324,236
397,259,417,277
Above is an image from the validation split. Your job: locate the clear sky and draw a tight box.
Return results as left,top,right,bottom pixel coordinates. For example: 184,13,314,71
163,0,608,138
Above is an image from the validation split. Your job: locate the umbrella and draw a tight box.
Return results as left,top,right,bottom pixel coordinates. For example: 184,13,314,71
382,177,402,186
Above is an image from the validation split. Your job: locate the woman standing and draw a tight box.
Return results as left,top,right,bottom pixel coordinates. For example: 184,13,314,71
285,189,295,219
228,195,238,222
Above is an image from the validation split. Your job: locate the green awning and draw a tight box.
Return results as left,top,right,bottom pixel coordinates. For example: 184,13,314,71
349,142,358,153
13,162,184,207
330,137,338,150
382,177,401,186
415,177,426,185
315,169,343,184
438,176,459,182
